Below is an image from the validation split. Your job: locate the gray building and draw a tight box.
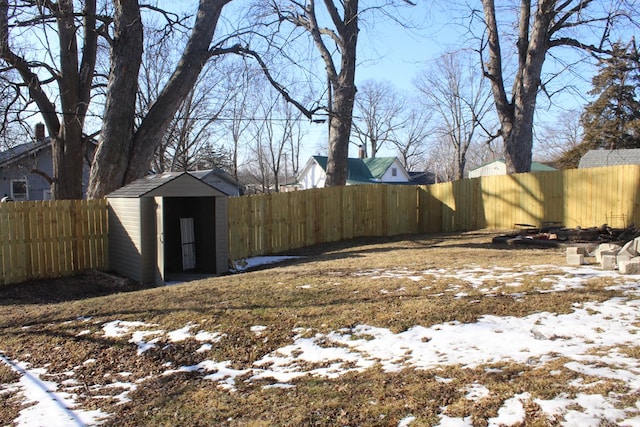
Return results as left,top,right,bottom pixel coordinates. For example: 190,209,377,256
578,149,640,168
0,124,92,200
106,172,231,285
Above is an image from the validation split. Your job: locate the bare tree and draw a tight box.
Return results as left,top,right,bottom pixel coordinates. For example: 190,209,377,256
416,50,494,180
263,0,415,187
352,79,406,158
153,63,237,172
0,0,102,199
0,0,238,199
246,85,306,192
392,105,430,171
479,0,634,173
267,0,359,187
226,68,257,181
535,109,583,163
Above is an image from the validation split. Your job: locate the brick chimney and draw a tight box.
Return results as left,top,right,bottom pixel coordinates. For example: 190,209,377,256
358,144,365,159
34,123,45,141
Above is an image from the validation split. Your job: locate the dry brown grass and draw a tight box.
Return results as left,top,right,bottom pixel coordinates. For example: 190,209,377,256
0,231,637,426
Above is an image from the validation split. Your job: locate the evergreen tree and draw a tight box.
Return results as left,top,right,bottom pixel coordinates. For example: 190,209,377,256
580,43,640,151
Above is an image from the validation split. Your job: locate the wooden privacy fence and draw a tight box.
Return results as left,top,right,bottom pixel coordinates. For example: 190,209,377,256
229,165,640,260
0,199,108,285
0,165,638,284
227,184,420,260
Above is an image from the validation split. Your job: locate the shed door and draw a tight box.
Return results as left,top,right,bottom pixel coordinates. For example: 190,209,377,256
155,196,165,285
180,217,196,270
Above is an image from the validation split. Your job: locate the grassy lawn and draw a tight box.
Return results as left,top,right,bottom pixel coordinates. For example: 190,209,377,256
1,231,640,426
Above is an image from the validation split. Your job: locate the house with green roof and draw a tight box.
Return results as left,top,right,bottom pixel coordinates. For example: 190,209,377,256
297,155,412,189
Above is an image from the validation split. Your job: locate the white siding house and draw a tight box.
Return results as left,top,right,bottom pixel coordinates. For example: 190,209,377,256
297,156,412,189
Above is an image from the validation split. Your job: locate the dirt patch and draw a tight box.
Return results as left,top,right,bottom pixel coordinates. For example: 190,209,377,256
0,271,151,305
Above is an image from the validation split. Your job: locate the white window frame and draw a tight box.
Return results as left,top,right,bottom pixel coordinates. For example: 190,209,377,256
11,178,28,201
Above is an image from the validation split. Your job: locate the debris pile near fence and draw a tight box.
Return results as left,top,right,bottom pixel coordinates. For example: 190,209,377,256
492,224,640,248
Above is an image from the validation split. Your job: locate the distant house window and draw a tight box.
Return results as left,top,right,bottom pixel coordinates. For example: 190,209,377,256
43,189,52,200
11,179,28,201
391,167,397,177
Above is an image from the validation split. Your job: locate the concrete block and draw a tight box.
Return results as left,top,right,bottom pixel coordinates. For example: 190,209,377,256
567,253,585,266
594,243,621,263
620,240,639,257
618,258,640,274
601,254,617,270
566,246,586,256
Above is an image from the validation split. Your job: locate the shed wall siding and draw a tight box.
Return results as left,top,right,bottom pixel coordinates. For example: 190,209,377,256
108,198,144,282
139,198,157,284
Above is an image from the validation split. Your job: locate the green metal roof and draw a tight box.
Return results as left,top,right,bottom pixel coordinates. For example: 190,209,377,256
363,157,397,179
312,155,398,183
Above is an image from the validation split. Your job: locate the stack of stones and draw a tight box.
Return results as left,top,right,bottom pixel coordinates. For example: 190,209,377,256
566,238,640,274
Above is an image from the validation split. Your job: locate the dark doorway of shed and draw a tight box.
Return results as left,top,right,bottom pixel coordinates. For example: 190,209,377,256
161,196,218,283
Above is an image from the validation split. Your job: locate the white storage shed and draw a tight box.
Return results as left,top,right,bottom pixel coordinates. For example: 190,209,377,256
106,172,229,285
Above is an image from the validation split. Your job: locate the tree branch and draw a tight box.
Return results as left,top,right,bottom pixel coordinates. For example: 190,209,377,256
221,44,322,120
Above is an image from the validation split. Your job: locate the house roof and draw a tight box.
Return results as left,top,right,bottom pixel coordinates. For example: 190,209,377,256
578,149,640,168
310,155,404,184
469,159,557,173
190,168,242,193
0,139,50,167
408,171,436,185
106,172,226,198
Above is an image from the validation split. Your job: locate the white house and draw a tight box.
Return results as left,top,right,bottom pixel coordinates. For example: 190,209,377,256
468,159,556,178
297,155,412,189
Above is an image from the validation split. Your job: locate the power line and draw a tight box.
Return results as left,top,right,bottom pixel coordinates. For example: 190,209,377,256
7,108,329,123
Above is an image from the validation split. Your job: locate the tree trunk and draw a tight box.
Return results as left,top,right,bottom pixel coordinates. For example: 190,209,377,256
87,0,143,199
324,0,358,187
0,0,97,199
326,85,356,185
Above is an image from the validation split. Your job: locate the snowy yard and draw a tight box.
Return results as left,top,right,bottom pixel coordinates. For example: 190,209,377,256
1,233,640,426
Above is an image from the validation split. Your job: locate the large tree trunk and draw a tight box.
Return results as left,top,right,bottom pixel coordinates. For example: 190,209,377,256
88,0,231,198
324,0,358,187
326,84,356,185
87,0,143,199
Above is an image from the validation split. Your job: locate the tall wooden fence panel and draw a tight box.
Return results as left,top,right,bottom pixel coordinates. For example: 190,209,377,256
0,199,108,285
227,184,420,260
416,165,640,232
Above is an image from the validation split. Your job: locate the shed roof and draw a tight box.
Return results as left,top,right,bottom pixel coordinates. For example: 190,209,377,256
106,172,226,198
578,149,640,168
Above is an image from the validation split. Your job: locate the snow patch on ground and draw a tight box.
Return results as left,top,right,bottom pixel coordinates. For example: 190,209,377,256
3,262,640,426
